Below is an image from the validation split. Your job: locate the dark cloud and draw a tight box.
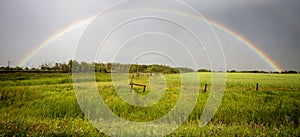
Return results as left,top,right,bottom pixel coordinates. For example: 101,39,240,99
192,0,300,71
0,0,299,71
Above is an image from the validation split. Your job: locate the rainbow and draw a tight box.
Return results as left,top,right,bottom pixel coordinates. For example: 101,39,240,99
18,12,282,72
208,20,283,72
18,16,95,67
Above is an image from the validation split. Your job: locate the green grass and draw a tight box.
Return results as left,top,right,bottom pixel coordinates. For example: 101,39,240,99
0,72,299,136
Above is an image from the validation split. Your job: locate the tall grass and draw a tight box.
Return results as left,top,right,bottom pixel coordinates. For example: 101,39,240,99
0,72,299,136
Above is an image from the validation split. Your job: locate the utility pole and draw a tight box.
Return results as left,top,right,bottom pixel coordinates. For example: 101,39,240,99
163,64,165,74
8,60,11,70
136,62,139,77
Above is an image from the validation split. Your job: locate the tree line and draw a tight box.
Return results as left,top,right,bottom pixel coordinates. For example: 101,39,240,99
0,60,298,74
0,60,194,74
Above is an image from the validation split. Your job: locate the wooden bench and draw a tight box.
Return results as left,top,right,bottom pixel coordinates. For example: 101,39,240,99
129,82,146,93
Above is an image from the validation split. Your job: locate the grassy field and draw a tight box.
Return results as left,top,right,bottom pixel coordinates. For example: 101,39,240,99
0,72,299,136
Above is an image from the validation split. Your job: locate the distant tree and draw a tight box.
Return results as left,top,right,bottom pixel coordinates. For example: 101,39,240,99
140,65,148,72
173,67,180,73
281,70,297,74
147,65,164,73
53,63,60,71
287,70,298,74
228,70,236,73
80,61,94,72
119,64,130,73
100,63,107,73
178,67,195,73
15,66,23,71
41,63,51,70
198,69,211,72
106,63,112,72
68,60,72,67
0,67,6,71
94,63,100,72
67,60,73,72
94,62,107,73
252,70,259,73
30,67,38,71
60,63,69,72
129,64,139,73
71,60,80,72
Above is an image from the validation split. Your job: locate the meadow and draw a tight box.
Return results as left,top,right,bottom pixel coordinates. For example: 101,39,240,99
0,72,299,136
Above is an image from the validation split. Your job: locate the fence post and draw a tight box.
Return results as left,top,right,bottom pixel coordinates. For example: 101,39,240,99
256,83,259,91
204,84,207,93
143,86,146,93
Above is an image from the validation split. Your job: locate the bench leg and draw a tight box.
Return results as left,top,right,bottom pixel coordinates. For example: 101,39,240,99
130,85,133,92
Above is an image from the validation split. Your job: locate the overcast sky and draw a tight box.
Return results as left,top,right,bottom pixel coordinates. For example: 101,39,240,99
0,0,299,71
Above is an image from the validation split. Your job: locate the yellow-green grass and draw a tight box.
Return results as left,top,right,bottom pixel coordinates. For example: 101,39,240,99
0,72,299,136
